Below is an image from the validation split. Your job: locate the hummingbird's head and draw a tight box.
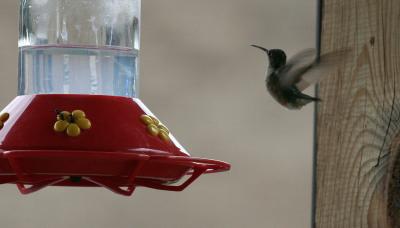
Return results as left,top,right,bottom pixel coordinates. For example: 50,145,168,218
251,45,287,69
267,49,286,69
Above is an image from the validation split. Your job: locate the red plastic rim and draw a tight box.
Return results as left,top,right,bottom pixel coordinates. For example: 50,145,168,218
0,95,231,196
0,150,230,196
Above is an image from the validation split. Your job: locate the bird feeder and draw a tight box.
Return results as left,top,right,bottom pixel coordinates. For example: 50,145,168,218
0,0,230,196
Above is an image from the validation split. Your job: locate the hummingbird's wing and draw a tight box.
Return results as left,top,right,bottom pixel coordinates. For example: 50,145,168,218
295,48,352,91
280,48,352,91
278,49,317,89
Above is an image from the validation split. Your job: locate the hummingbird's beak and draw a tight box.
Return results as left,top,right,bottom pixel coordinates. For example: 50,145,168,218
251,45,269,54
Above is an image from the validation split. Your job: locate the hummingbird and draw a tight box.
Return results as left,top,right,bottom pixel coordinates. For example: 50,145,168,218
251,45,350,109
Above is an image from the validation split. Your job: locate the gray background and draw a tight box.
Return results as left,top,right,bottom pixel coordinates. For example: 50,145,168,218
0,0,315,227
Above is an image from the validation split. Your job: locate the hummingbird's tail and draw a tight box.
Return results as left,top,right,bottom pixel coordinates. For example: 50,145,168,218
293,91,322,102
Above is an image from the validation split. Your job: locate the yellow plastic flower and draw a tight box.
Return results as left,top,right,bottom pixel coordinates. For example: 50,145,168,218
54,110,91,137
0,112,9,130
140,114,171,142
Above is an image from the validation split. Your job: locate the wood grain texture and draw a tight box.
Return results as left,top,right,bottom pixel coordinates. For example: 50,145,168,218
315,0,400,227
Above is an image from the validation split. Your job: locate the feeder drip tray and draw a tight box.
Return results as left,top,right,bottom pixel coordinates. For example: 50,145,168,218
0,150,228,196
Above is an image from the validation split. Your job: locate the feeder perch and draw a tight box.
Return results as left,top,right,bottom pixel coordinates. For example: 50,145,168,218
0,0,230,196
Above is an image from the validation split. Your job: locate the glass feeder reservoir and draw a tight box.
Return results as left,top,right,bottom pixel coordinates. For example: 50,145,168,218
0,0,230,196
19,0,140,97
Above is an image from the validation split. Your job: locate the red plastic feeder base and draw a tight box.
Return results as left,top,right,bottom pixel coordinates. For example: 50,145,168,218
0,95,230,196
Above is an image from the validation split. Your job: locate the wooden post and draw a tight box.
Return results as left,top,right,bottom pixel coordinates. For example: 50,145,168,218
315,0,400,227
